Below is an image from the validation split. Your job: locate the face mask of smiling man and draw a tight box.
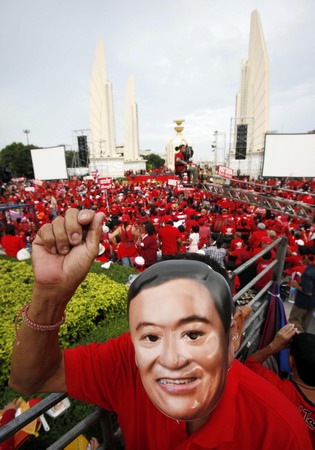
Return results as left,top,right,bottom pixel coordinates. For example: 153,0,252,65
127,260,235,434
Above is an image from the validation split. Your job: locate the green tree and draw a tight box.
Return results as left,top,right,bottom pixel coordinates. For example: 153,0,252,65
65,150,77,168
144,153,165,170
0,142,35,178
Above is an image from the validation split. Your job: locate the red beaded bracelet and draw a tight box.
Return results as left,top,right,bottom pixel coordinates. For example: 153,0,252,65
15,302,66,344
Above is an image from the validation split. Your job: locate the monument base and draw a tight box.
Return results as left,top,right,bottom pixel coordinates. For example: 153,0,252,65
89,158,146,178
124,160,146,172
89,157,125,178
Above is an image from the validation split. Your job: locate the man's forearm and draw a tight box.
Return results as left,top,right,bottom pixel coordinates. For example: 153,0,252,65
9,284,69,395
249,342,278,363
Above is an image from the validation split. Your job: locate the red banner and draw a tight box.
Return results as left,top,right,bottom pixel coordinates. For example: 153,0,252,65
217,165,233,179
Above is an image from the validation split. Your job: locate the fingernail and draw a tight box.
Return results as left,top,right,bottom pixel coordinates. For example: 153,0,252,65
80,213,87,220
51,246,57,255
72,233,80,241
61,246,69,253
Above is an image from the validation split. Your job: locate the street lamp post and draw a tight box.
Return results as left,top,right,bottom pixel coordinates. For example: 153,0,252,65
23,130,30,146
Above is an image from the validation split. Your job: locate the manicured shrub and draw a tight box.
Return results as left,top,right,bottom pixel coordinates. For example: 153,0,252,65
0,260,129,387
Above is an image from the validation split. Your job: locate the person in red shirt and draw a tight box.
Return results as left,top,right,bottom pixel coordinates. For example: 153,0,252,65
138,222,158,267
230,243,253,267
255,251,273,291
249,222,268,248
109,215,139,266
246,324,315,447
174,145,187,180
198,219,211,247
1,225,25,257
266,213,284,235
230,232,244,251
158,220,182,255
9,213,312,449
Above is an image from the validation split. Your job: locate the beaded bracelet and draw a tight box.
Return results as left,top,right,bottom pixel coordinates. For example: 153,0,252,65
15,302,66,345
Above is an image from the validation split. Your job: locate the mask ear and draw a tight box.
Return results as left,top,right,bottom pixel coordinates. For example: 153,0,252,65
231,306,252,353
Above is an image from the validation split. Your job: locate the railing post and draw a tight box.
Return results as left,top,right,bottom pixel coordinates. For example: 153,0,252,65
273,236,288,284
98,408,116,450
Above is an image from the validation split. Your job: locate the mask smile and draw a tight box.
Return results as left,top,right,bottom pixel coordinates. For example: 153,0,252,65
158,377,197,385
156,377,201,394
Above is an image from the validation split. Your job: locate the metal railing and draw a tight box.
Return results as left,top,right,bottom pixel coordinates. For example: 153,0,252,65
0,236,288,448
0,393,115,449
230,235,288,359
202,182,315,222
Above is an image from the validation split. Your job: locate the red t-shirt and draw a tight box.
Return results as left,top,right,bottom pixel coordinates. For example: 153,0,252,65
158,225,181,255
174,151,186,173
245,357,315,448
249,230,268,248
255,259,273,290
64,333,312,449
1,235,25,257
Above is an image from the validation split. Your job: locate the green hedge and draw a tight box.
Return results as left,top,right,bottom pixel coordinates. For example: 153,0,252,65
0,254,138,285
0,260,129,387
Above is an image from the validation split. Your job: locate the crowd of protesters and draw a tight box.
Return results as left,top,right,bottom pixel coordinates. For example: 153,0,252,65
1,172,315,330
1,173,314,268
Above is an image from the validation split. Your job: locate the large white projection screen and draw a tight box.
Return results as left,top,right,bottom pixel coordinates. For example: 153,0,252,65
31,146,68,180
263,134,315,178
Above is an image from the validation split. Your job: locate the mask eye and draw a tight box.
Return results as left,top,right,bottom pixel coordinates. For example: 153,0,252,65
186,331,203,341
146,334,159,342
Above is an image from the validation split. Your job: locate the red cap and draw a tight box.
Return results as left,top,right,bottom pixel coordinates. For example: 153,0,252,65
121,214,130,222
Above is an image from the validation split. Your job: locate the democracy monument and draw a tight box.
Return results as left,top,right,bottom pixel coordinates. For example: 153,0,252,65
87,41,146,177
84,10,270,179
228,10,270,178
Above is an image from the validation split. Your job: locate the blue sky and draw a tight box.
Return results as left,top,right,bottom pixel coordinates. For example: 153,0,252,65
1,0,314,161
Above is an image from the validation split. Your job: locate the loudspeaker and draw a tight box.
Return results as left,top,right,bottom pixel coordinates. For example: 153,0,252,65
235,124,247,160
77,136,88,166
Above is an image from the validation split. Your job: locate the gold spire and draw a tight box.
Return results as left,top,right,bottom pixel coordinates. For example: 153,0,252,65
173,119,185,134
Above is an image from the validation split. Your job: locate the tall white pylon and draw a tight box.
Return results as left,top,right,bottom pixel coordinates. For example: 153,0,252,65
89,40,116,158
123,74,140,161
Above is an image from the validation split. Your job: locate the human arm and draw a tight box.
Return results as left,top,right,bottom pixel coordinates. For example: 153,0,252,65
109,226,121,246
9,209,104,395
248,323,298,364
290,279,312,296
175,153,187,166
132,225,140,240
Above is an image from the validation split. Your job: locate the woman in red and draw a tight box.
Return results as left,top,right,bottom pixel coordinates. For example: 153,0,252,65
110,215,139,266
138,222,158,267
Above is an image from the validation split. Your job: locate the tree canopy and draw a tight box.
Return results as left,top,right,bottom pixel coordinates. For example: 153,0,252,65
0,142,35,179
143,153,165,170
